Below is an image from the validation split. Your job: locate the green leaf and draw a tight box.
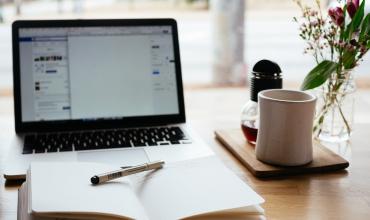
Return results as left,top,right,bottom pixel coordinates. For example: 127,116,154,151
359,13,370,42
343,50,356,69
300,61,338,91
351,0,365,30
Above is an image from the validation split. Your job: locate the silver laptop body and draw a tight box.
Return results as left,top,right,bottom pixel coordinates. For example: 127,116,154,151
4,19,213,180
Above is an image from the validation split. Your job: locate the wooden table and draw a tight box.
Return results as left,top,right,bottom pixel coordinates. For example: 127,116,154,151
1,88,370,219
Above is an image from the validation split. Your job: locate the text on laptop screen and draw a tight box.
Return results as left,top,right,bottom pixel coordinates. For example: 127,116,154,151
18,26,179,122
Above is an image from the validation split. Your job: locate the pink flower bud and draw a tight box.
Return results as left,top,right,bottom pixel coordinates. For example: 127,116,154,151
347,0,360,18
328,7,345,26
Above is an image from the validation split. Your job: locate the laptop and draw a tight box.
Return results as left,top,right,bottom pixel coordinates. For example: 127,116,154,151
4,19,213,180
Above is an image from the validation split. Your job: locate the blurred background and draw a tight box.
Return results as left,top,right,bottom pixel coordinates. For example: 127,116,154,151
0,0,370,93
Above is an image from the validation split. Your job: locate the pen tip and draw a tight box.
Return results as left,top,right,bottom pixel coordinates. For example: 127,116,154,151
91,176,99,185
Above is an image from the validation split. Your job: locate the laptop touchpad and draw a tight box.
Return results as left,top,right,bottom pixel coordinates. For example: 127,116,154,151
77,149,149,167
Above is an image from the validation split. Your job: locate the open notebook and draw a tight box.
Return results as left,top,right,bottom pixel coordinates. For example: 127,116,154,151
18,156,265,220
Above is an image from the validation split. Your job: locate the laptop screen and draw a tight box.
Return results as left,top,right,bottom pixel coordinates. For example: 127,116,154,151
18,25,179,123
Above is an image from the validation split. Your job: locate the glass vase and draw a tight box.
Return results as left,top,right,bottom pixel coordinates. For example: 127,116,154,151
314,70,356,143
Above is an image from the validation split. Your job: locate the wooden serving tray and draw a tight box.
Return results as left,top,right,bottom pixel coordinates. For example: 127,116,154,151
215,129,349,178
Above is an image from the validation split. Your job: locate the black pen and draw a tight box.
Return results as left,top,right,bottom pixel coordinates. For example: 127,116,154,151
90,160,165,185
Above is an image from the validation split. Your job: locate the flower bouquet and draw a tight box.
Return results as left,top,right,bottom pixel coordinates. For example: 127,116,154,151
294,0,370,142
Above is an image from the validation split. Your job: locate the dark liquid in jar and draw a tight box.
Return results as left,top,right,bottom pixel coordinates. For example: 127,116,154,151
241,124,258,145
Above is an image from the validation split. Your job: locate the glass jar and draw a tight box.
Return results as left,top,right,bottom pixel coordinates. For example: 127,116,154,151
314,70,356,142
241,60,282,145
241,100,258,144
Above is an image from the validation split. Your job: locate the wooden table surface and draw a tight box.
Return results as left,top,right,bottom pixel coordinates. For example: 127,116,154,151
1,87,370,220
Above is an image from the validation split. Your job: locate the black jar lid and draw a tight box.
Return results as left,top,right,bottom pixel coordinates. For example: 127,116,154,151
250,60,282,102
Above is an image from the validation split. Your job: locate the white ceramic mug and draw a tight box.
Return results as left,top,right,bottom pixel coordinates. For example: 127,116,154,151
256,89,316,166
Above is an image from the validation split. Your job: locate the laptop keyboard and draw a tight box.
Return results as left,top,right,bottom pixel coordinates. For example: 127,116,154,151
23,126,191,154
